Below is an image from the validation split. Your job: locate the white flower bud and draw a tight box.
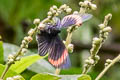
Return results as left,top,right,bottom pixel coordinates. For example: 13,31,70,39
106,59,112,63
50,7,54,11
33,19,40,25
84,1,91,6
16,57,21,61
103,27,112,32
106,13,112,20
68,44,74,53
85,58,94,65
9,59,14,63
51,10,56,14
8,54,14,59
98,24,105,29
95,55,100,61
52,5,57,9
63,41,66,44
105,63,108,67
27,36,33,42
89,58,94,64
90,4,97,10
22,40,26,44
104,32,109,37
73,11,79,14
20,44,24,48
55,12,59,16
79,2,84,6
66,8,72,13
93,37,101,44
47,11,52,16
60,4,67,9
21,48,27,53
38,23,46,30
28,29,34,36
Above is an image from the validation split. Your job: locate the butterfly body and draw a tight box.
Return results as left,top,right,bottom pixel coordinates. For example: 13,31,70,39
36,14,92,68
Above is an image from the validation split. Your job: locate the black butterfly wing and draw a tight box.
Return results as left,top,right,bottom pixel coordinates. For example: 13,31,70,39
48,35,71,69
36,32,51,56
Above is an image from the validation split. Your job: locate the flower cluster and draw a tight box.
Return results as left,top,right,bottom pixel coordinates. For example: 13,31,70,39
82,13,112,74
47,4,72,19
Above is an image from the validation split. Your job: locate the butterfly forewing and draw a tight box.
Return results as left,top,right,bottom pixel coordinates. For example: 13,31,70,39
59,13,92,28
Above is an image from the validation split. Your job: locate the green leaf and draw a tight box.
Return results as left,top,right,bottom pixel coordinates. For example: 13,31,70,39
28,59,55,74
3,43,33,60
10,54,45,74
0,41,4,64
77,74,91,80
30,73,61,80
0,64,25,80
31,74,91,80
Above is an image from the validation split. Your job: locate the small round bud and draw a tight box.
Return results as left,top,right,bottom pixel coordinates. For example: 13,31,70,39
33,19,40,25
52,5,57,10
99,24,105,30
51,10,56,14
90,4,97,10
28,29,34,36
38,23,46,30
104,32,109,37
73,11,79,14
103,27,112,32
8,54,14,59
66,8,72,13
50,7,54,11
47,16,51,19
84,1,91,6
79,2,84,6
93,37,101,44
68,44,74,53
95,55,100,61
60,4,67,9
27,36,33,42
63,41,66,44
55,12,59,16
25,45,28,48
106,13,112,20
22,40,26,44
47,11,52,16
105,63,109,67
89,59,94,65
20,44,24,48
21,48,27,53
106,59,112,63
16,57,21,61
85,58,94,65
8,59,14,63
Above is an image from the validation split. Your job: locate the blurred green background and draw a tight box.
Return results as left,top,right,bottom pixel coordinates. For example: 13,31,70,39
0,0,120,80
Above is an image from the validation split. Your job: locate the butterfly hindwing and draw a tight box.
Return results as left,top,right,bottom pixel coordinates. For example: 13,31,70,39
48,35,71,69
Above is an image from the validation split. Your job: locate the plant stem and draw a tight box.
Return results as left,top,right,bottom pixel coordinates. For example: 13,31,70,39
0,64,11,79
95,54,120,80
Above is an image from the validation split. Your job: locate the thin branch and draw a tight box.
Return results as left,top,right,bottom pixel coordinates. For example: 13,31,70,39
95,54,120,80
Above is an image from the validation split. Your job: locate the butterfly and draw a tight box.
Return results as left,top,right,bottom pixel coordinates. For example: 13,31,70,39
36,13,92,69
